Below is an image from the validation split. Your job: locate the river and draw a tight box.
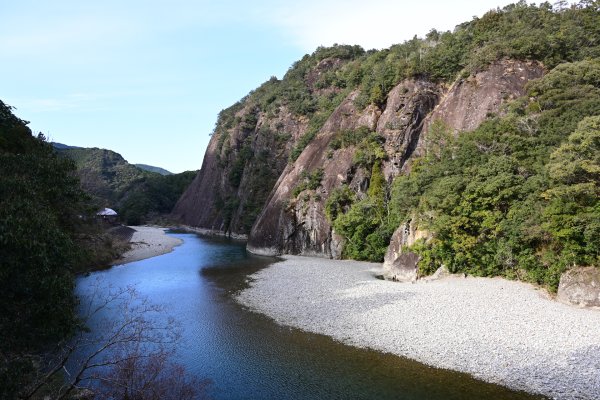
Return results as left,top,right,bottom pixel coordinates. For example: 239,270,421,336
74,232,543,399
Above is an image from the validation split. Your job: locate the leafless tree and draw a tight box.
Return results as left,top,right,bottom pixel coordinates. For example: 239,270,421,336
22,279,210,399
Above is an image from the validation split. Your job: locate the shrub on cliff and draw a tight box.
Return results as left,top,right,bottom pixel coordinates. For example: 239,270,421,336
333,162,395,261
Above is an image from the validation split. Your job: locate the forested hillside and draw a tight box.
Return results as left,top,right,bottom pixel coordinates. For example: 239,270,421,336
0,102,200,399
56,146,196,224
175,1,600,290
0,101,119,397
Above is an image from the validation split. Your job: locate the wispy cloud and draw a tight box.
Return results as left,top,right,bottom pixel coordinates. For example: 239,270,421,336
9,91,139,113
8,95,95,113
260,0,515,51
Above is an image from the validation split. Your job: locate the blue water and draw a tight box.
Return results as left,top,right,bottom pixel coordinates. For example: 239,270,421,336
75,232,542,400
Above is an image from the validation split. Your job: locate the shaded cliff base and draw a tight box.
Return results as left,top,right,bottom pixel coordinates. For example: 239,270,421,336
237,256,600,400
176,225,249,241
112,226,183,265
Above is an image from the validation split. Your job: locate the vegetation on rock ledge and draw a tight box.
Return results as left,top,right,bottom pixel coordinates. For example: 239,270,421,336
391,59,600,290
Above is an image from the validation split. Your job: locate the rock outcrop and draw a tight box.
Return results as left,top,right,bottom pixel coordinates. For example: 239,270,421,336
375,81,440,179
382,219,429,281
173,104,307,237
415,60,545,160
381,60,544,275
175,57,545,259
247,90,381,255
249,60,543,257
422,60,544,134
557,267,600,308
248,81,439,256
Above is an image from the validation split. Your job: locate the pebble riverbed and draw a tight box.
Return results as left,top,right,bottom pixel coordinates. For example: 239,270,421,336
237,255,600,400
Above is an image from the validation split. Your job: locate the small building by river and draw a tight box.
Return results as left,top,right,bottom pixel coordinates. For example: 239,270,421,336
96,207,118,224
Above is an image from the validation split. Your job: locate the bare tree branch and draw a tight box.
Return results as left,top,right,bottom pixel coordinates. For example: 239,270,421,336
22,279,208,400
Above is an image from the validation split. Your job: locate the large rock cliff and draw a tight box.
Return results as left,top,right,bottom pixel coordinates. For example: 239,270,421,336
174,49,543,257
172,2,600,296
248,59,543,256
381,59,544,276
248,80,439,255
172,103,308,237
173,47,364,236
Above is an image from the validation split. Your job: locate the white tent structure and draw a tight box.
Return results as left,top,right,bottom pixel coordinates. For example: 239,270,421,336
97,208,118,216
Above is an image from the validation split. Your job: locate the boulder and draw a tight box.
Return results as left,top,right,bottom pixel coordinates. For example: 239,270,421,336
422,265,466,281
557,267,600,308
382,220,428,282
427,265,452,281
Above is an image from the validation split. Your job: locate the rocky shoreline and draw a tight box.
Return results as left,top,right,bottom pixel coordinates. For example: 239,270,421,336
237,256,600,400
177,225,249,241
112,226,183,265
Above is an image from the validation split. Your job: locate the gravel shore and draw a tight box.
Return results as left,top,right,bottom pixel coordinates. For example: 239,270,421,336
113,226,182,265
236,256,600,399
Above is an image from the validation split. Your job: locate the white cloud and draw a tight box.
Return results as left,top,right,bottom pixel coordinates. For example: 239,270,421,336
261,0,517,51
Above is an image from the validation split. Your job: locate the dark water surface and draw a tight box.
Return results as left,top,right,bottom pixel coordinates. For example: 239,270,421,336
76,232,543,400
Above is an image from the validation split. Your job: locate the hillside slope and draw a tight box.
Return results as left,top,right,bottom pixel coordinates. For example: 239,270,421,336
135,163,173,175
56,146,148,207
175,2,600,289
56,146,196,224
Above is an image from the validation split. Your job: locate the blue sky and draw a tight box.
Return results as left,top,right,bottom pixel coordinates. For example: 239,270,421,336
1,0,518,173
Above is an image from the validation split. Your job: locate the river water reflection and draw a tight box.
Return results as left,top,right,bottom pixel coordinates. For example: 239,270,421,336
75,232,543,400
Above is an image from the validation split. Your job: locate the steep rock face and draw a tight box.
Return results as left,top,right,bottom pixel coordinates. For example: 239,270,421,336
248,81,440,256
172,130,222,231
416,60,545,155
250,60,543,258
178,58,545,258
376,81,440,180
381,60,546,275
171,50,365,236
172,105,307,236
247,91,380,255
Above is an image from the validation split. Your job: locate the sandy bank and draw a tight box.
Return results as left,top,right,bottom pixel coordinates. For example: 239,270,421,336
237,256,600,400
112,226,182,265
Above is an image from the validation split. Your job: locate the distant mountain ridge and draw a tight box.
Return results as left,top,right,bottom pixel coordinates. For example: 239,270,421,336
135,163,173,175
51,142,82,150
54,144,196,224
52,143,173,176
54,145,148,207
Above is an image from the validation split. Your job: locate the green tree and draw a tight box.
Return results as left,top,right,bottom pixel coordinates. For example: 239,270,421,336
333,162,392,261
0,101,88,398
542,116,600,274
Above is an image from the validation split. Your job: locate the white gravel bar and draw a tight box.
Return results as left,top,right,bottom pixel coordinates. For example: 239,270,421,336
115,226,182,265
236,255,600,399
